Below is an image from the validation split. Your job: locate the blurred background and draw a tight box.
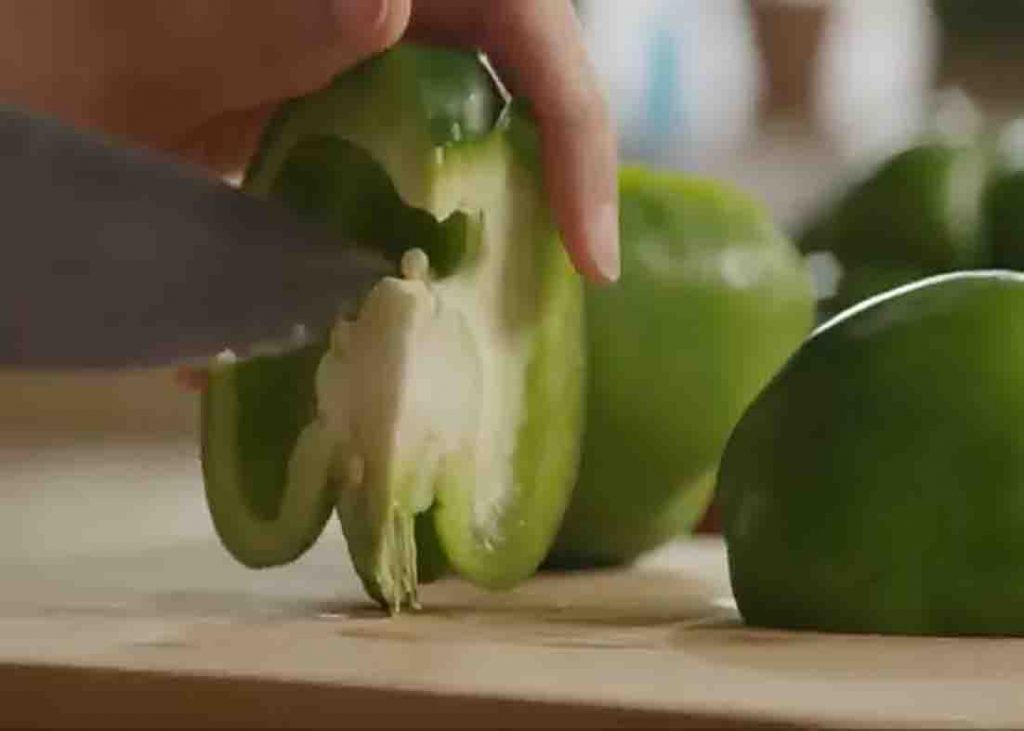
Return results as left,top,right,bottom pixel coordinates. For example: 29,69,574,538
579,0,1020,226
3,0,1023,469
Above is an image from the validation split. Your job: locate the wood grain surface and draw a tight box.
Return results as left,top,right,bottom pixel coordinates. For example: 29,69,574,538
2,437,1024,728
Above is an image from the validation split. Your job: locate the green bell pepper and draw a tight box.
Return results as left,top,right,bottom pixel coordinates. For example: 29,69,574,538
799,143,990,317
982,168,1024,269
981,121,1024,270
719,270,1024,635
547,168,814,567
201,44,584,612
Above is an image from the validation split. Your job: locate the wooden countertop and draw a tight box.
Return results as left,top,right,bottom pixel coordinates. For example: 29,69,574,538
2,436,1024,728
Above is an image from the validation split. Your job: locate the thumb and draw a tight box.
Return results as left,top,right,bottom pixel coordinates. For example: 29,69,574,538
0,1,411,146
185,0,413,110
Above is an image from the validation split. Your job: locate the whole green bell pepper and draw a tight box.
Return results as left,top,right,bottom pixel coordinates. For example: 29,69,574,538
799,143,990,317
982,168,1024,269
981,122,1024,270
201,44,584,612
719,270,1024,636
548,168,814,567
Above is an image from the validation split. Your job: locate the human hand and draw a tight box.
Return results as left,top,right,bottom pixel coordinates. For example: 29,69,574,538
0,0,618,281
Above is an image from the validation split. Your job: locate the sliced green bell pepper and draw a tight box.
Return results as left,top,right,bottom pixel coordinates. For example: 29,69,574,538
548,169,814,567
720,271,1024,635
201,44,584,612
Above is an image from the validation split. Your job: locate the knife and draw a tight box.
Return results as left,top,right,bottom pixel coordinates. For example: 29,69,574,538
0,104,394,369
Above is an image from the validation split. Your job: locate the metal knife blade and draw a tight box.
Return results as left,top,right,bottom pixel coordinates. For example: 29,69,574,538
0,104,393,369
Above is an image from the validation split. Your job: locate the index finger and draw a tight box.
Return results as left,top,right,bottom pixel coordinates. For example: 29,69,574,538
408,0,620,282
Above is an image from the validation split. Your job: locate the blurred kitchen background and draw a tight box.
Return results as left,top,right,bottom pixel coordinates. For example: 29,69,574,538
2,0,1022,441
581,0,1018,224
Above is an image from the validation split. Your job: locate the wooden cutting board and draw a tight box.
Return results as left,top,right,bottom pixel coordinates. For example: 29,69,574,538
2,435,1024,728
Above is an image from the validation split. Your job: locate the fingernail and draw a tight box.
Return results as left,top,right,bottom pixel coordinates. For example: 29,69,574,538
590,202,621,282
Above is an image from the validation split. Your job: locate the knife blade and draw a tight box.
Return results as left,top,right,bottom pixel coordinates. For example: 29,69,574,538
0,104,394,368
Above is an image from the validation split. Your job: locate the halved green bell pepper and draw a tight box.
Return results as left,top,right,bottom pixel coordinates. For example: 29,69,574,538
548,169,814,567
720,271,1024,635
201,44,584,612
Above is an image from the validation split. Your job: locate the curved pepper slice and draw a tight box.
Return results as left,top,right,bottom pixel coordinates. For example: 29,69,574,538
202,341,333,568
200,44,584,612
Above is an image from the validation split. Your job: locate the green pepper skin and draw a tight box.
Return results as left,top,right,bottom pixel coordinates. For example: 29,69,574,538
720,271,1024,636
201,44,584,610
202,342,332,568
973,117,1024,272
202,45,497,574
799,144,989,317
981,126,1024,269
548,169,814,567
983,170,1024,269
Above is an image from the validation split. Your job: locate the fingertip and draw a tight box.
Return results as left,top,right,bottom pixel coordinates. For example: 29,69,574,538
537,80,620,284
542,111,621,285
589,200,622,283
563,200,620,285
405,0,622,282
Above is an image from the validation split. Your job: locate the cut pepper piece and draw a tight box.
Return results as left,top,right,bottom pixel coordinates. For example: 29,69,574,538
200,44,584,612
202,341,334,568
